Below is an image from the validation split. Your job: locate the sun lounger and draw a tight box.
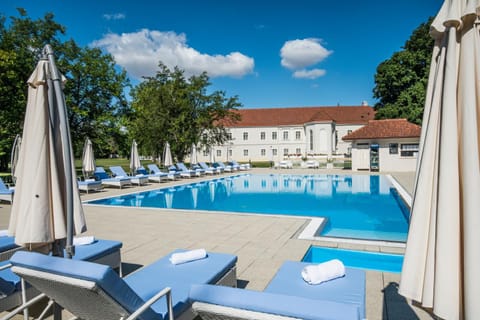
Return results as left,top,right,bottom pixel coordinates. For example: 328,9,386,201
305,160,320,169
77,179,103,193
9,248,237,320
279,160,293,169
0,238,123,313
0,236,21,262
137,166,167,183
215,162,232,172
198,162,218,175
110,166,148,186
190,260,365,320
230,160,250,170
175,163,197,178
94,166,132,189
147,164,179,180
0,178,14,203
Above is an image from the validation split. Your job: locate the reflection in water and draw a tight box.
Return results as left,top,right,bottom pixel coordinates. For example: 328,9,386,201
89,174,408,242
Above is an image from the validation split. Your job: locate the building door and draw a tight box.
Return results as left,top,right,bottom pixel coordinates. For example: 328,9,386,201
370,144,379,171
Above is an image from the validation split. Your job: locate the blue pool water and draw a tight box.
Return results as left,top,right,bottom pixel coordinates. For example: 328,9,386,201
87,174,410,242
302,246,404,273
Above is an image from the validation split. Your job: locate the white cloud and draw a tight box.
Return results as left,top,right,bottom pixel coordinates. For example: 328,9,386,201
103,13,125,20
280,38,332,70
91,29,254,79
293,68,326,79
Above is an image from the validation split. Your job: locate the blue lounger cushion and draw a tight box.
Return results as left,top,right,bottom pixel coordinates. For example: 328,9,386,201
125,249,237,317
189,284,360,320
10,251,160,320
264,261,366,319
0,261,19,297
73,239,122,261
0,239,123,305
0,237,18,253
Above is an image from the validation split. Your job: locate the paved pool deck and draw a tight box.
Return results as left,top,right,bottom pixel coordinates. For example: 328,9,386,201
0,168,433,320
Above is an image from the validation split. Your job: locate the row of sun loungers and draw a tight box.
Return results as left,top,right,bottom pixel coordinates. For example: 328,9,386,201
77,161,250,193
3,244,365,320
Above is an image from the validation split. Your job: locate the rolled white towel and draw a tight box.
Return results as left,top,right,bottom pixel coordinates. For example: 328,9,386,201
301,259,346,285
170,249,207,265
73,236,96,246
0,230,8,237
85,178,95,182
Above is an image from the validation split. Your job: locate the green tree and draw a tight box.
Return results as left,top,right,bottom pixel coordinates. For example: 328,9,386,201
60,40,130,158
129,63,241,163
0,9,131,170
0,9,66,171
373,18,434,125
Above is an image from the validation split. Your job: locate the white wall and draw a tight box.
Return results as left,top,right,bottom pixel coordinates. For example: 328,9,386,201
336,124,364,155
350,138,419,172
193,122,362,163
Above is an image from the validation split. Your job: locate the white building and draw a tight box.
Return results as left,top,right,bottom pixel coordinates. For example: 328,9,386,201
195,105,375,163
343,119,421,172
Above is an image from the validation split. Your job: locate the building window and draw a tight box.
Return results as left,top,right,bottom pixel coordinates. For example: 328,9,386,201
272,132,277,140
272,149,277,156
400,144,419,157
261,149,266,156
228,149,232,157
309,130,313,151
295,131,301,140
283,148,289,156
296,148,301,155
203,150,208,156
243,149,248,156
283,131,289,141
243,132,248,140
260,132,265,140
227,133,232,140
389,143,398,154
216,150,222,157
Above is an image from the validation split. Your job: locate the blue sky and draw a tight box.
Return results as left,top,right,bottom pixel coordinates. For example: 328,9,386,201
2,0,442,108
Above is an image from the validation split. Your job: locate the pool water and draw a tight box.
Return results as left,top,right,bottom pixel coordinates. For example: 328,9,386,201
302,246,404,273
87,174,410,242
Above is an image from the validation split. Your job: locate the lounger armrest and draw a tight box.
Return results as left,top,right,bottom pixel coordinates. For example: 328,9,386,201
126,286,173,320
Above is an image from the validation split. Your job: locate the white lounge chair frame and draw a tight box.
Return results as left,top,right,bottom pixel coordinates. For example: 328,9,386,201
7,267,174,320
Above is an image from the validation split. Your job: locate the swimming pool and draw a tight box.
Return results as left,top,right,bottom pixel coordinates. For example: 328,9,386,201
302,246,404,273
87,174,410,242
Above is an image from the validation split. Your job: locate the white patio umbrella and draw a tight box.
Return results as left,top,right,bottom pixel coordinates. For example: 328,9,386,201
8,45,86,257
209,147,215,165
130,140,141,175
399,1,480,319
10,134,22,184
82,137,95,179
164,142,173,167
190,143,198,165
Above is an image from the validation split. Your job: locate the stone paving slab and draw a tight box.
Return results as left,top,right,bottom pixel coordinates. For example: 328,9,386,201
0,168,433,319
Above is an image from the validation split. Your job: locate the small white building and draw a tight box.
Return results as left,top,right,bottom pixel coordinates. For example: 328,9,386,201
196,105,375,163
343,119,421,172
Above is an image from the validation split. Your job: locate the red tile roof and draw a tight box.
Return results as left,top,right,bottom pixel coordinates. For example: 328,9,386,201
342,119,421,140
225,106,375,127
